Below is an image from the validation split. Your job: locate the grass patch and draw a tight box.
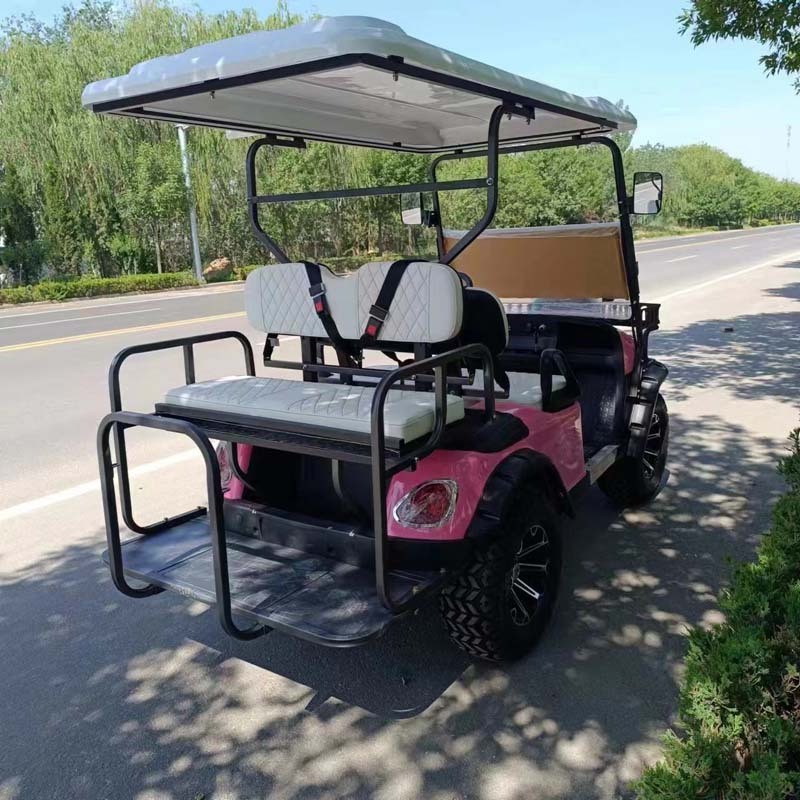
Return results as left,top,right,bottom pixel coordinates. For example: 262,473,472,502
636,429,800,800
633,225,721,240
0,272,198,305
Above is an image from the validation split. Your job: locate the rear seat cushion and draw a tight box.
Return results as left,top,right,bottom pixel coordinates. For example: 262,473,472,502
164,376,465,443
245,261,463,343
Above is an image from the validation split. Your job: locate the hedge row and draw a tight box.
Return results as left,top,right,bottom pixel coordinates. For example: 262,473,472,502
636,429,800,799
0,272,198,305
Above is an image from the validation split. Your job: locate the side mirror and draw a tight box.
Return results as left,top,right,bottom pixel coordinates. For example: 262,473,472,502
401,192,424,226
632,171,664,215
401,192,438,226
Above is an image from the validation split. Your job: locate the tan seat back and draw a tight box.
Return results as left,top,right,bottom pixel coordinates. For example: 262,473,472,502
444,223,629,300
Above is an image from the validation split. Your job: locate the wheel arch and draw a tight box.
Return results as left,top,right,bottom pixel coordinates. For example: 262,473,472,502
627,359,669,458
467,448,573,543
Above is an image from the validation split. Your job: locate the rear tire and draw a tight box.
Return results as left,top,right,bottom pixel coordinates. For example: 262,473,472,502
439,483,562,662
598,394,669,508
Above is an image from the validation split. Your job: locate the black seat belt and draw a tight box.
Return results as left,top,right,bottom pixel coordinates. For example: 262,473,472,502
361,259,417,345
303,261,359,369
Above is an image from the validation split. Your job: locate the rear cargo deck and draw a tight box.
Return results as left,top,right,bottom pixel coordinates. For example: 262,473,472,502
104,518,440,645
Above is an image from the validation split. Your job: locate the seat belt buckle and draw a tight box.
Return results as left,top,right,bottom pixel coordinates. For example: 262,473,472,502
365,304,388,338
308,282,327,314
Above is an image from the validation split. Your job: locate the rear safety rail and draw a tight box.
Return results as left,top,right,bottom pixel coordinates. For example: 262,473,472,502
368,342,494,611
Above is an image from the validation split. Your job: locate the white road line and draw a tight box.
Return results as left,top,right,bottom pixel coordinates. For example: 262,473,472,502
661,249,800,301
635,223,800,250
666,255,698,263
0,450,199,523
0,308,158,331
730,245,748,250
0,297,172,319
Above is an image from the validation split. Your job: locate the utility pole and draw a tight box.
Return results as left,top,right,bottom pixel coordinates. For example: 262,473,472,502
787,125,792,181
177,125,204,282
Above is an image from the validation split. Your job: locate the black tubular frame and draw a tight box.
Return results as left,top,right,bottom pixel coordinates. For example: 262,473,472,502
100,337,495,621
108,331,255,535
245,103,512,265
370,343,494,610
430,135,640,305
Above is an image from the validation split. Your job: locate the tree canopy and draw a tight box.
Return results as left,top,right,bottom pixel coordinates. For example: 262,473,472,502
1,0,799,285
679,0,800,89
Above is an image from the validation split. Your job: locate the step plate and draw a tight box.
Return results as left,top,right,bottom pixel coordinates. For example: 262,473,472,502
106,519,439,646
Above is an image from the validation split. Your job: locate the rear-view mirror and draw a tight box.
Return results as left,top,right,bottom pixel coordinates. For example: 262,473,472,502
632,171,664,215
401,192,425,225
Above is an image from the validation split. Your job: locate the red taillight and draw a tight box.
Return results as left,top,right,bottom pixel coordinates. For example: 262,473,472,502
215,442,233,491
393,480,458,528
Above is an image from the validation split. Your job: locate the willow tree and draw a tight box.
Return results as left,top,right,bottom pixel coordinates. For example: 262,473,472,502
0,0,300,276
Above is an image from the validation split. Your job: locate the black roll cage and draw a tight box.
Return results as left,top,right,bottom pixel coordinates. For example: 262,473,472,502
244,106,638,299
245,102,659,368
245,103,510,266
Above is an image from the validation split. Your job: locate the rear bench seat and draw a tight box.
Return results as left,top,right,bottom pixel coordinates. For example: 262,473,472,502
164,375,464,442
162,261,466,444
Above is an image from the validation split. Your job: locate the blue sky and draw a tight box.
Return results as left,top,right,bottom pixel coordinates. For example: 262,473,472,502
7,0,799,179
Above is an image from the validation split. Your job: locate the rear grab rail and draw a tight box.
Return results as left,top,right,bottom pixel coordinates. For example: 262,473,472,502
369,342,495,611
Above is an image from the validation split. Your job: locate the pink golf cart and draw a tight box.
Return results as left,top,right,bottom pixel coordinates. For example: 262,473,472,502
84,17,668,660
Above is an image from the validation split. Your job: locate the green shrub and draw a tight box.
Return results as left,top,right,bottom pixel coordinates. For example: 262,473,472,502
232,264,262,281
636,429,800,800
0,272,198,305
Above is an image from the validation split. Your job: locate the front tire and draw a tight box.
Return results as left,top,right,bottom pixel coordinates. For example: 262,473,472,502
598,393,669,508
439,483,562,662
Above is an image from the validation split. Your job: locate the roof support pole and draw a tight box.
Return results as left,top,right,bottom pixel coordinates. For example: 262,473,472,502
246,138,290,263
437,104,516,266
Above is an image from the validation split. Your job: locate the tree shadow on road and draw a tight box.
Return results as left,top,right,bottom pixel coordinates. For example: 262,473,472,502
653,278,800,405
1,281,796,799
766,279,800,302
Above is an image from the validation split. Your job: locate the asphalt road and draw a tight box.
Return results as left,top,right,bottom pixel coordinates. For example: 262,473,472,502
1,223,800,800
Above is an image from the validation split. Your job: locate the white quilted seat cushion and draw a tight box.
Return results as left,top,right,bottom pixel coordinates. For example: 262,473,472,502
245,261,462,343
164,376,465,442
469,371,568,408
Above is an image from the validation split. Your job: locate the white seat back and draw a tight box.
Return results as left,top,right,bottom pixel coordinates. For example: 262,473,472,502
245,261,463,343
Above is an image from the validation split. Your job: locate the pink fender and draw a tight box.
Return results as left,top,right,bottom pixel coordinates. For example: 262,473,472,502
227,403,585,543
386,400,584,541
619,330,635,375
224,444,252,500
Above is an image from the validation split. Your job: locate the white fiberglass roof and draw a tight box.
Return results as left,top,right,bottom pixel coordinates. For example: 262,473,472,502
82,16,636,152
